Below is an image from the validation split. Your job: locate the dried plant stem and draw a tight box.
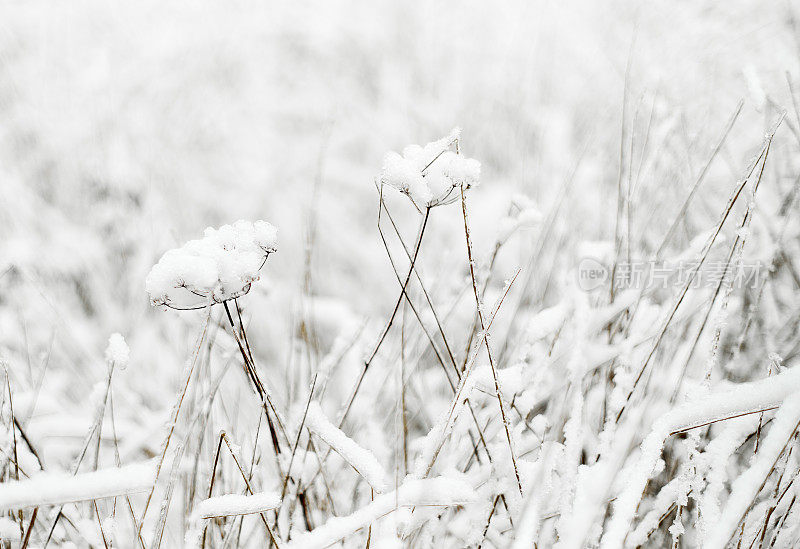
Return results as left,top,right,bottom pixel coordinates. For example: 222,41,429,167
221,432,283,548
459,185,523,497
334,204,431,431
135,311,212,544
222,301,289,456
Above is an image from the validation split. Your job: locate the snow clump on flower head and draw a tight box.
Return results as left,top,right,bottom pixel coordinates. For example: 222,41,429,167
380,128,481,207
105,333,130,369
146,220,278,310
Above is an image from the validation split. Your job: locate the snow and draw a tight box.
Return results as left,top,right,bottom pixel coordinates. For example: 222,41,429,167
694,416,760,543
380,128,480,206
0,518,20,541
192,491,281,519
602,366,800,548
498,194,542,241
284,476,475,549
380,151,432,205
627,476,690,547
577,240,614,263
526,304,567,341
184,492,282,548
704,394,800,549
512,443,561,549
411,369,479,481
0,460,155,510
145,220,277,309
105,332,130,369
305,401,390,493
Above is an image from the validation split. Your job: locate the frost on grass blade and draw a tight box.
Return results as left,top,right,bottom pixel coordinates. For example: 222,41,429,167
305,401,390,493
284,477,475,549
0,460,155,511
145,219,277,310
379,128,480,207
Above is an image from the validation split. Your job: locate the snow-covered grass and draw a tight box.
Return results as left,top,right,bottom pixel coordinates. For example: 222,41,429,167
2,1,800,547
0,460,155,511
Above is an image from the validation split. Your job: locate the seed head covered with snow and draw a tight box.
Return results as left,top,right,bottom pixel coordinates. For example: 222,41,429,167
380,128,480,207
105,333,130,369
146,220,277,310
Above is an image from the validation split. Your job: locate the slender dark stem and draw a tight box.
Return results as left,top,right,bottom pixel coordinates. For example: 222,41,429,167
460,186,523,497
335,205,431,428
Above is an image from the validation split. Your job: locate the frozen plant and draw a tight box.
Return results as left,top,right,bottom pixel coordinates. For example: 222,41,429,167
145,220,278,310
104,332,130,369
379,127,481,208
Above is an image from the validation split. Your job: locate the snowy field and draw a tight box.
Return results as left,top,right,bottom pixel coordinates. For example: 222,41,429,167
1,1,800,547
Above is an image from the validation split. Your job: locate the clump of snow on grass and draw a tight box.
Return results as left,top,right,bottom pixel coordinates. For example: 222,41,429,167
184,492,281,548
105,332,130,369
705,393,800,549
577,240,614,264
284,476,475,549
145,220,277,310
192,491,280,520
602,367,800,549
0,517,19,541
380,128,480,206
526,304,567,341
381,151,432,204
0,460,155,510
305,401,390,493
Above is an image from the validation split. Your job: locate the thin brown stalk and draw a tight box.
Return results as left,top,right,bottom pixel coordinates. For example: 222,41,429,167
460,185,523,496
335,203,431,429
134,311,211,543
21,508,37,549
221,432,282,548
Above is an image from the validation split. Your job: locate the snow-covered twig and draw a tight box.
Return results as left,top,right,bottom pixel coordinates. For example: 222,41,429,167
305,401,390,493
